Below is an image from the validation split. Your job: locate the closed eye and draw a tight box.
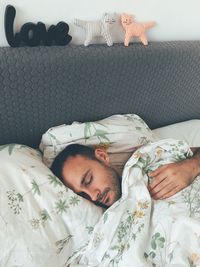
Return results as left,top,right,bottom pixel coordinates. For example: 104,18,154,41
84,174,93,187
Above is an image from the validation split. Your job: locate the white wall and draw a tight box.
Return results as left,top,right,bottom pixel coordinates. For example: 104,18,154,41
0,0,200,46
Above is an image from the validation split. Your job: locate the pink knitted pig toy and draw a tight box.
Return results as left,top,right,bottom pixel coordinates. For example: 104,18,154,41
121,13,155,46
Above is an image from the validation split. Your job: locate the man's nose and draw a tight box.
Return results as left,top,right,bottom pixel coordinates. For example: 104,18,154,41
87,189,100,202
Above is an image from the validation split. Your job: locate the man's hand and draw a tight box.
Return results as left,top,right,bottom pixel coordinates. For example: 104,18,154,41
148,156,200,200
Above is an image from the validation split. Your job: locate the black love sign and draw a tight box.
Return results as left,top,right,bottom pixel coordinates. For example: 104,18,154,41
4,5,72,47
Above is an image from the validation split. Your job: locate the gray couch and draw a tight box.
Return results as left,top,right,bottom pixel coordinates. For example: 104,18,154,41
1,41,200,148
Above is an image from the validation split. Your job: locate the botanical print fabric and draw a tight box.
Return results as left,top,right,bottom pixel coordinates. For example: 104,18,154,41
69,139,200,267
39,114,155,167
1,140,200,267
0,144,103,267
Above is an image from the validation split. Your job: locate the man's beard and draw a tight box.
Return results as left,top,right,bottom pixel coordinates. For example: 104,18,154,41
94,162,122,208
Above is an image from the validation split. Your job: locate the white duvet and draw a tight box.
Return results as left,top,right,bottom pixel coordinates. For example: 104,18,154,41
1,139,200,267
68,139,200,267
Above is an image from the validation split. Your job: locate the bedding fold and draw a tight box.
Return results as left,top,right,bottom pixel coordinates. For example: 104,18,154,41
68,139,200,267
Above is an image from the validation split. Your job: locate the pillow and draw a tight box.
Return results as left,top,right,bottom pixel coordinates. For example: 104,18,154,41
40,114,155,168
153,119,200,147
0,144,103,267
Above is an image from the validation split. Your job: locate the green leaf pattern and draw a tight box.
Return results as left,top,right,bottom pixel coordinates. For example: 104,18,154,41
181,175,200,217
0,145,103,266
7,190,24,215
2,140,200,266
76,139,200,267
48,174,63,187
84,122,114,147
41,114,155,167
31,180,41,195
55,235,73,253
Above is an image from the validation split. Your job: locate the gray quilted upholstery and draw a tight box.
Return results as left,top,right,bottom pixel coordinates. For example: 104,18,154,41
0,41,200,148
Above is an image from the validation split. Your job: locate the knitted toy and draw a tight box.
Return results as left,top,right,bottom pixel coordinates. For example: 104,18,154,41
121,13,155,46
74,13,116,46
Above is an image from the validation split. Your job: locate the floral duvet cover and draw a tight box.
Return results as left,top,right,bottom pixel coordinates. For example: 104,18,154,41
69,139,200,267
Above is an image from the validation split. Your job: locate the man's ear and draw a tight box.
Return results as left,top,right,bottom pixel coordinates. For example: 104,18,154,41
95,148,110,165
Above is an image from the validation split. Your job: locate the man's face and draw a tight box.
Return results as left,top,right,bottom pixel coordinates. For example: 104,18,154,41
62,149,121,208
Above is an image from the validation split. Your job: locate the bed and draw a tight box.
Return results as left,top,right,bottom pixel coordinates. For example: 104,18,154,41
1,41,200,267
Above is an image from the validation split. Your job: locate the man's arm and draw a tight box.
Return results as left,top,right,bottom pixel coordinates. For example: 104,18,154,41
148,147,200,200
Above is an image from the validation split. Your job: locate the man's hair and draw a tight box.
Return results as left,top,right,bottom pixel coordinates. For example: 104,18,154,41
51,144,96,182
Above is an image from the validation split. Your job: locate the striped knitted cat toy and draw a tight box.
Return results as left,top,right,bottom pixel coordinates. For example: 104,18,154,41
74,13,116,46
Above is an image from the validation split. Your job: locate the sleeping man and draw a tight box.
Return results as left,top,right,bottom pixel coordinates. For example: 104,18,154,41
51,143,200,208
